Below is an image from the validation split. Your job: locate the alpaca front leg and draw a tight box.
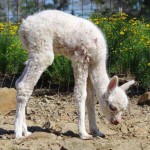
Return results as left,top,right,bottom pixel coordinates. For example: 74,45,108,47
86,78,105,138
76,96,93,140
72,61,92,140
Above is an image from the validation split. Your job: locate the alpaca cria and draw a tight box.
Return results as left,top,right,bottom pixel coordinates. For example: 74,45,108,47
15,10,134,139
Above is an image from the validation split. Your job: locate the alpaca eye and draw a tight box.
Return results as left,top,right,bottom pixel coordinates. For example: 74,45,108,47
109,104,117,111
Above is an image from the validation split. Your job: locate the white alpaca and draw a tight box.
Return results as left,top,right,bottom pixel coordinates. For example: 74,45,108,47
15,10,134,140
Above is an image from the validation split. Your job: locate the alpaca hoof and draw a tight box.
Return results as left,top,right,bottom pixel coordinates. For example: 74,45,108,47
15,134,23,139
24,131,32,137
80,134,93,140
91,129,105,138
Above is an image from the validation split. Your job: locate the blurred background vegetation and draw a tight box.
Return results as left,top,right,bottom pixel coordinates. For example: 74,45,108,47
0,0,149,91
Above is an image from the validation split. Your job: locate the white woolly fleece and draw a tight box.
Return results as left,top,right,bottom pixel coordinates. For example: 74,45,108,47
15,10,134,140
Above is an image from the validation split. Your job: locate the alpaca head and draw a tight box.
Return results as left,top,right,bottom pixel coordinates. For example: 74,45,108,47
100,76,135,125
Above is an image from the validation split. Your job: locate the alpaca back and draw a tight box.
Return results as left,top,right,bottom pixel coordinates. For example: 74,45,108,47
19,10,107,63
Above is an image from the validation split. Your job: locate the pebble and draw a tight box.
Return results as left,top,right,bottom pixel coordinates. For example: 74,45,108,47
138,92,150,105
120,124,128,134
42,98,49,103
26,107,32,115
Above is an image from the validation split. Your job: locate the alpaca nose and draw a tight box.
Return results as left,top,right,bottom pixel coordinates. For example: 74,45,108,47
111,118,121,125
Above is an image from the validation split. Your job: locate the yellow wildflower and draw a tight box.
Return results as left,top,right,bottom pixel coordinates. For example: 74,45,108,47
0,23,4,31
120,31,125,35
95,21,99,25
10,30,16,35
146,24,150,28
147,63,150,67
102,17,107,21
11,44,15,48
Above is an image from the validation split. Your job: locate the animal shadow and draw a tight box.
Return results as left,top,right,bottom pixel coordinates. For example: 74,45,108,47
0,128,14,135
0,126,79,138
28,126,79,138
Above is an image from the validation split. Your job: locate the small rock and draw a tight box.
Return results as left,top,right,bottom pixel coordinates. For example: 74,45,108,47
26,107,32,115
128,127,134,132
99,127,117,135
138,92,150,105
147,135,150,139
121,124,128,134
43,120,55,130
134,128,149,136
133,126,139,131
0,115,4,125
56,101,61,106
125,118,141,125
0,88,16,115
1,135,7,140
27,132,57,140
42,98,49,103
61,114,70,120
46,96,56,101
63,138,95,150
62,122,78,134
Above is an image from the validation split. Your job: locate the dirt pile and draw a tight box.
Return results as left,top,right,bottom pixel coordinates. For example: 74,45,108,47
0,88,16,115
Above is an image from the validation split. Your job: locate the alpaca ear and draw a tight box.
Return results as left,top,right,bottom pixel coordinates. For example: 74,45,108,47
107,76,118,93
120,80,135,91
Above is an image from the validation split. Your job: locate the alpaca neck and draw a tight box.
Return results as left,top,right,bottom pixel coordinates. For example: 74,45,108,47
90,62,110,98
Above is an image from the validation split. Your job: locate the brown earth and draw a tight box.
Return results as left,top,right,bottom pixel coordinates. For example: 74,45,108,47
0,93,150,150
0,88,16,115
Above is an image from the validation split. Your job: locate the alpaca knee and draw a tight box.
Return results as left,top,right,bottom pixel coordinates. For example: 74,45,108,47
16,80,25,91
16,81,32,103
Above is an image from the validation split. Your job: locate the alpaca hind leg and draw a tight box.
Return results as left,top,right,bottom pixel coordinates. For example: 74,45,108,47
15,64,32,138
86,77,105,138
72,61,92,140
15,52,54,139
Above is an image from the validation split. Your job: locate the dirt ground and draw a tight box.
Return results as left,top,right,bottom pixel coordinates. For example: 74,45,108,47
0,93,150,150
